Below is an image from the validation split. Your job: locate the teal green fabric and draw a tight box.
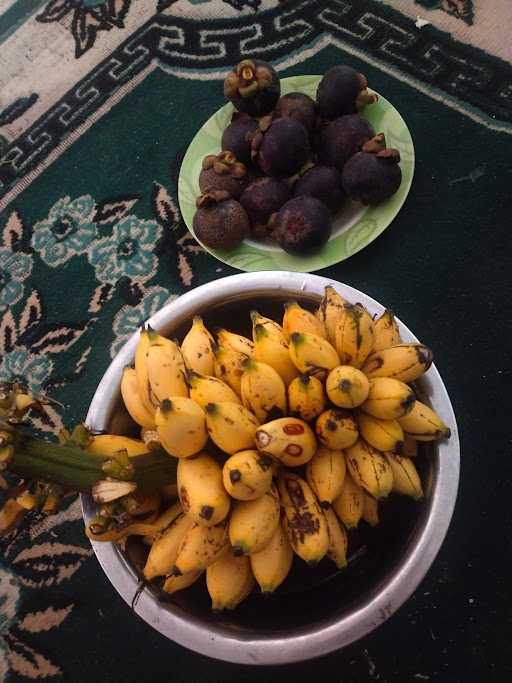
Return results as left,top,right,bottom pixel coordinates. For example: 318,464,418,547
1,1,511,680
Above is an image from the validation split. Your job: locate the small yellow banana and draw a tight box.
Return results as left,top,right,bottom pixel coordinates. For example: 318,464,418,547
187,370,240,409
251,311,299,385
334,303,374,368
134,326,154,414
163,570,203,595
289,332,340,381
255,416,317,466
213,345,248,397
361,377,416,420
306,446,346,506
324,506,348,568
172,519,229,575
229,483,280,555
362,343,433,383
326,365,370,408
222,449,274,501
143,511,193,580
384,452,423,499
250,521,293,594
287,374,325,421
121,367,155,428
315,409,359,450
345,439,394,499
279,472,329,564
206,552,255,611
180,316,215,376
282,301,327,340
398,400,451,441
155,397,208,458
205,401,259,454
241,359,287,422
216,328,254,357
357,413,404,453
332,472,364,529
177,452,230,526
372,310,401,352
146,331,189,403
362,492,379,527
86,434,148,458
316,285,347,345
402,435,419,457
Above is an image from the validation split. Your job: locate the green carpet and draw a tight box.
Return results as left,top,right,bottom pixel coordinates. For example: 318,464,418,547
0,1,511,680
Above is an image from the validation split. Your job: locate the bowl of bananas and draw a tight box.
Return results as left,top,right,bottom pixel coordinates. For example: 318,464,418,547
82,271,459,665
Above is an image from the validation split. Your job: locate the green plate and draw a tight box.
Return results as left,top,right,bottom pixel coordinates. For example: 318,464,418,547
178,75,415,272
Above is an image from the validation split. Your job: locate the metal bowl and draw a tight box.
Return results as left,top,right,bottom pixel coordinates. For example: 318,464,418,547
82,271,459,665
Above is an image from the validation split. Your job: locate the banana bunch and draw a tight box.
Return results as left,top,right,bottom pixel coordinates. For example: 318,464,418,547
112,286,451,610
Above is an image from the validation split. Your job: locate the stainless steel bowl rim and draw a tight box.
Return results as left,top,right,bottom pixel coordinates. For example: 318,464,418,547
82,271,460,665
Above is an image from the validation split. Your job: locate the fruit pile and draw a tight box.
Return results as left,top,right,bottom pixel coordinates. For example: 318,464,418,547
193,60,403,254
102,286,450,611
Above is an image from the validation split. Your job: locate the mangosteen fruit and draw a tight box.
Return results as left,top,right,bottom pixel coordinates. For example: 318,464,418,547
271,196,332,254
193,190,250,250
316,114,375,171
316,65,378,120
240,177,291,237
252,117,310,178
274,92,317,138
198,151,248,199
293,165,345,214
342,133,402,205
224,59,280,117
221,113,259,167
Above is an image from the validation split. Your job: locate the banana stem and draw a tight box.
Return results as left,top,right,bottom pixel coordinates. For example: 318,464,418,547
7,432,177,494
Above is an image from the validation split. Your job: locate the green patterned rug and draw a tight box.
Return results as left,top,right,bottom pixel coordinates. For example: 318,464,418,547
1,1,511,681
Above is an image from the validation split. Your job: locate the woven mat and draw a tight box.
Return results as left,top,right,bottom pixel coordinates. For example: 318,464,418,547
0,1,511,681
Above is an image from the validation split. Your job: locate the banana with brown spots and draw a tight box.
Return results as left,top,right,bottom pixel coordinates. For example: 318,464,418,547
181,316,215,376
398,400,451,441
360,377,416,420
177,452,230,526
345,440,394,499
287,374,326,421
187,370,241,408
357,412,405,453
362,343,433,383
222,449,274,501
316,285,347,345
334,303,375,369
326,365,370,408
251,311,299,385
289,331,340,381
205,401,259,454
255,416,317,466
306,446,346,506
172,519,229,575
282,301,327,340
332,471,364,529
229,483,280,555
316,408,359,450
372,310,401,352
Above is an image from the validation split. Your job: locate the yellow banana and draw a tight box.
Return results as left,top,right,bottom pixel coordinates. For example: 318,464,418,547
205,401,259,454
229,483,280,555
121,367,155,428
134,326,154,414
206,552,254,611
180,316,215,376
384,452,423,499
251,311,299,385
255,416,317,466
287,374,325,421
250,521,293,594
222,449,274,501
345,439,394,499
187,370,240,409
146,331,188,403
402,435,419,457
155,397,207,458
362,343,433,383
163,570,203,595
213,345,248,397
373,310,401,352
334,303,374,368
306,446,346,506
279,472,329,564
324,506,348,568
326,365,370,408
398,400,451,441
316,285,347,345
332,472,364,529
177,452,230,526
143,511,193,580
172,519,229,575
362,492,379,527
357,413,404,453
86,434,148,458
142,499,182,544
289,332,340,381
315,409,359,450
361,377,416,420
241,359,287,422
282,301,327,340
216,328,254,357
